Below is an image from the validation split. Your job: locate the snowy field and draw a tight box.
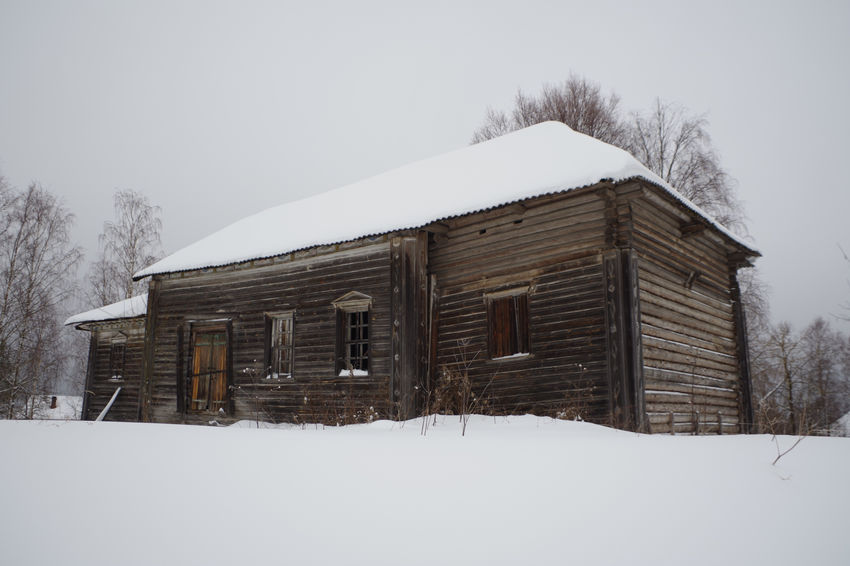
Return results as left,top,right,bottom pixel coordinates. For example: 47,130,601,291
1,416,849,566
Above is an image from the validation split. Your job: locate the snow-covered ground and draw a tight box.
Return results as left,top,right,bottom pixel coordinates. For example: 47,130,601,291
1,416,848,565
24,395,82,420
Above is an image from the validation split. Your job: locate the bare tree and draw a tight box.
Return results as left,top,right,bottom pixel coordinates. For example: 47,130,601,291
752,317,850,435
738,266,771,338
738,266,775,430
88,190,162,305
753,322,804,434
472,78,744,233
625,99,744,233
799,318,850,432
0,179,82,418
471,75,627,145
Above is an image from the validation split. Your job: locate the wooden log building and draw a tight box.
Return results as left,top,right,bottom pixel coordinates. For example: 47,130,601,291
68,122,759,433
66,295,147,422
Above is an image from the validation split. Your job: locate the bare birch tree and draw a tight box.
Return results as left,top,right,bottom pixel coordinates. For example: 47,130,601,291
471,78,744,233
471,75,627,145
0,179,82,418
800,318,850,432
753,318,850,434
88,190,162,305
625,99,744,232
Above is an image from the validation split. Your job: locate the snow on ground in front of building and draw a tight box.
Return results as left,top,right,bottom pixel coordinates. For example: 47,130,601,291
1,415,848,565
26,395,82,420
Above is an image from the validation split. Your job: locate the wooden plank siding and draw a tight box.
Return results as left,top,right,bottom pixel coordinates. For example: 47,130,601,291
82,320,145,422
144,242,394,425
429,188,612,422
119,177,754,433
628,184,744,434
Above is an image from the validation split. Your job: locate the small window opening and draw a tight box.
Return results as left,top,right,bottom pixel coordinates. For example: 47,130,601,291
487,290,530,359
333,292,373,376
342,310,369,374
109,342,126,380
267,314,294,379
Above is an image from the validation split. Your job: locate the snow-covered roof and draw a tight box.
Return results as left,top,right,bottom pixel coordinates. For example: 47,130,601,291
136,121,757,279
64,294,148,327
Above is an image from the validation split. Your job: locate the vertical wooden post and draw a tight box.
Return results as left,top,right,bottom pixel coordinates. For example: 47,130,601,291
81,331,97,420
225,319,235,416
415,231,429,416
427,273,440,409
603,251,624,429
390,234,428,420
730,274,755,433
138,278,160,423
623,249,646,432
602,248,647,432
175,325,185,414
389,238,402,416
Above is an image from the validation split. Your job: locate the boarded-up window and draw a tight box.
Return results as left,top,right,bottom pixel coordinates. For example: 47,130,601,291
266,314,294,378
487,291,529,359
189,329,228,412
109,341,125,380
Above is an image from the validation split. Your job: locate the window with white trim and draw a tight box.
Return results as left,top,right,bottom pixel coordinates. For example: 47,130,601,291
109,338,126,381
333,292,372,376
266,313,294,379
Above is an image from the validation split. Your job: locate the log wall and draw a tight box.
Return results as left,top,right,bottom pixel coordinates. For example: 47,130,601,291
145,242,393,425
628,187,743,434
83,320,145,422
429,189,612,422
126,179,751,433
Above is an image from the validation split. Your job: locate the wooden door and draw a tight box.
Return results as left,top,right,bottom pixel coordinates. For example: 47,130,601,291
190,330,228,412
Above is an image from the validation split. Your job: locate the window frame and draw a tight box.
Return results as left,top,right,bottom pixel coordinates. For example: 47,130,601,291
265,311,294,379
332,292,372,376
108,336,126,381
485,287,531,360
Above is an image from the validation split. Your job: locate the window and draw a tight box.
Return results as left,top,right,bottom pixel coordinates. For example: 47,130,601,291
342,310,369,374
266,313,294,379
109,340,126,380
333,291,372,376
486,289,530,359
189,328,228,412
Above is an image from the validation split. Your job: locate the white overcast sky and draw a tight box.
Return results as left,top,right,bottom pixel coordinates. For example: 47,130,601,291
1,0,848,332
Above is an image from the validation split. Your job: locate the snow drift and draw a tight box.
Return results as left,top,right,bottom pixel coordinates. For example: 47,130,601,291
1,416,848,565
